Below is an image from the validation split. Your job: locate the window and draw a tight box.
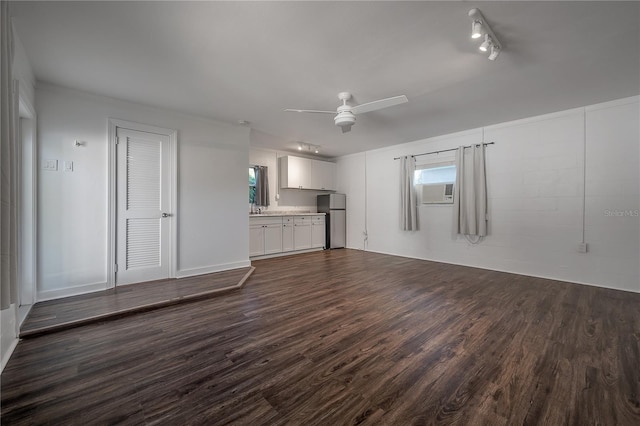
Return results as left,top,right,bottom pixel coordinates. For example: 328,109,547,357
414,161,456,204
414,164,456,185
249,167,256,204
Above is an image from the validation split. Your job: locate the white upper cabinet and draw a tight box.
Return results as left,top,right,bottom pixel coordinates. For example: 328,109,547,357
310,160,336,191
280,156,311,189
279,155,336,190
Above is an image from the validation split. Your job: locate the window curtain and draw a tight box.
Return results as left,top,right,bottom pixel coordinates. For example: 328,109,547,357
400,156,417,231
453,144,488,237
254,166,270,207
1,1,18,309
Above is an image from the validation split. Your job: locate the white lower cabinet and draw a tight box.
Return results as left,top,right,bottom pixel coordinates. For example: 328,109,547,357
282,217,294,252
249,217,282,256
263,223,283,255
293,216,312,250
311,215,326,249
250,214,325,258
249,225,265,257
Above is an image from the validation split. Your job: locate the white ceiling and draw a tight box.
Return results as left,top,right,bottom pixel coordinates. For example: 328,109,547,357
13,1,640,158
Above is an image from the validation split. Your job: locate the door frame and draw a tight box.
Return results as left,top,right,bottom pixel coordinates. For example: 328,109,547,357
107,118,178,288
17,90,37,312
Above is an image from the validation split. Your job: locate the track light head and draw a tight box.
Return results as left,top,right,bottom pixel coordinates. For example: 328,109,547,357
488,45,500,61
297,143,302,150
471,20,483,39
479,34,491,52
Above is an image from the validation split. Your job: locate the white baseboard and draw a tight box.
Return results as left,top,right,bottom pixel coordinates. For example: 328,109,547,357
37,281,108,302
176,260,251,279
1,338,18,373
17,304,33,327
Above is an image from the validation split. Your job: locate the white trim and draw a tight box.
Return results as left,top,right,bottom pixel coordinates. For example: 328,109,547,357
1,339,18,373
37,281,108,302
17,304,32,327
175,261,252,279
17,92,37,312
107,118,178,288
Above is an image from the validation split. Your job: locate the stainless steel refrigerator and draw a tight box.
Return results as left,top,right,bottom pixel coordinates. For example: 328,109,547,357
317,193,346,249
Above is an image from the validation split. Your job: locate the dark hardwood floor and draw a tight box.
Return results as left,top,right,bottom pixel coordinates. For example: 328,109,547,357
2,249,639,425
19,267,254,337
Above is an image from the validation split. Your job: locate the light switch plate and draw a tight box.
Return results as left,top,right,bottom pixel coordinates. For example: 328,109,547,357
42,159,58,171
64,161,74,172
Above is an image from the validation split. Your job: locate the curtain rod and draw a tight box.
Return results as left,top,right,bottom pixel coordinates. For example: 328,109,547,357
393,142,495,160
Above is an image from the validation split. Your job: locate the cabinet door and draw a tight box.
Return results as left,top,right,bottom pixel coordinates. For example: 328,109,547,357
311,223,325,249
282,223,294,252
264,223,283,255
311,160,336,190
280,156,311,189
249,226,264,257
294,222,312,250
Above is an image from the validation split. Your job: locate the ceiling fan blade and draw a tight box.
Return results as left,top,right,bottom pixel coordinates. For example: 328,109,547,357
351,95,408,115
284,109,335,114
341,125,352,134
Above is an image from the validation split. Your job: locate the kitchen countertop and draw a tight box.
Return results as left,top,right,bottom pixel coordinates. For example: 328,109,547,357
249,212,325,217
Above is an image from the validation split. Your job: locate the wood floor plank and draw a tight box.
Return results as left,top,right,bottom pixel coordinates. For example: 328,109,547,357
2,249,639,425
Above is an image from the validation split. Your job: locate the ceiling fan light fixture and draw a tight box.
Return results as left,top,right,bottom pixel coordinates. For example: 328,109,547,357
285,91,408,133
471,20,483,39
334,107,356,129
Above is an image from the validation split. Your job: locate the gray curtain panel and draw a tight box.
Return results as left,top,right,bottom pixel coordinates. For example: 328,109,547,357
1,1,18,309
254,166,270,207
453,144,488,237
400,156,417,231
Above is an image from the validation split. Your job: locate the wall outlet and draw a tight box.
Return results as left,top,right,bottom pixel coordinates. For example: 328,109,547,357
578,242,588,253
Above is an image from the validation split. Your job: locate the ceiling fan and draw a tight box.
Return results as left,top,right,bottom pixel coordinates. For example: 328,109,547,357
285,92,408,133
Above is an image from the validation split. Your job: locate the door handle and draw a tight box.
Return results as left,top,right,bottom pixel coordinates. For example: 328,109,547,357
161,213,171,218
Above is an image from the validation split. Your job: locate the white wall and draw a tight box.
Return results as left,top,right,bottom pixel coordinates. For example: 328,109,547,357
337,96,639,293
36,84,250,299
336,152,367,250
249,143,335,213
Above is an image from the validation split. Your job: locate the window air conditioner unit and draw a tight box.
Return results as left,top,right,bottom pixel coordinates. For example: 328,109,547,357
422,183,454,204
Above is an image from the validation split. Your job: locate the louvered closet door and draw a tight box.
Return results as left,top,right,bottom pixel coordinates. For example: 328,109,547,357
116,128,170,285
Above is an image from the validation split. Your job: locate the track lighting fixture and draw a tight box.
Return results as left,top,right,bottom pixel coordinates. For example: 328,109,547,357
468,8,502,61
296,142,320,154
